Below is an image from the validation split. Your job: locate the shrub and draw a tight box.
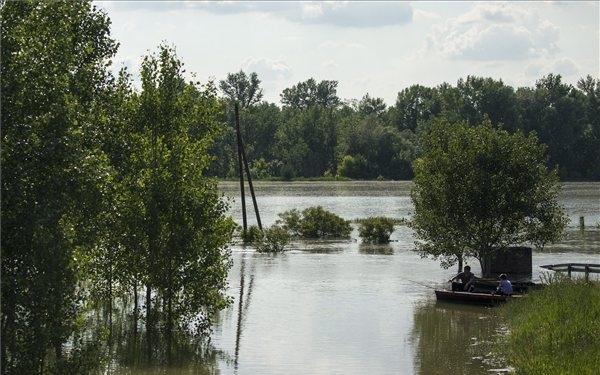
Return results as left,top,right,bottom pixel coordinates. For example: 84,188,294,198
277,206,351,239
241,225,263,244
337,154,369,179
255,226,291,253
276,209,302,236
358,216,396,243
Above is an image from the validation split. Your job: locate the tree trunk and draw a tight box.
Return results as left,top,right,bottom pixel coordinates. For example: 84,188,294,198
145,284,152,360
133,280,139,339
479,255,492,278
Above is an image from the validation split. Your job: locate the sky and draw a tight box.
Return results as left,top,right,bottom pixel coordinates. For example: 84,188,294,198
95,1,599,106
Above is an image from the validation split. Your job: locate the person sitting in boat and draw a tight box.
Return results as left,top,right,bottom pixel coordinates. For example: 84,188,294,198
496,273,513,295
448,265,475,292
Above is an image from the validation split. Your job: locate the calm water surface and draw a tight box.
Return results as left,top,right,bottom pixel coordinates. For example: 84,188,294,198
110,181,600,375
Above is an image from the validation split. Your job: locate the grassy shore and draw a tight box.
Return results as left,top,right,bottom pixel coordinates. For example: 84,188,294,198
498,276,600,375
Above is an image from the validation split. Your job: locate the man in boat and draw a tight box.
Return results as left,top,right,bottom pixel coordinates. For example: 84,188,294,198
495,273,514,295
448,265,475,292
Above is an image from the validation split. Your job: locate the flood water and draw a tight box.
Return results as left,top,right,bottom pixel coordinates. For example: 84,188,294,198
108,181,600,375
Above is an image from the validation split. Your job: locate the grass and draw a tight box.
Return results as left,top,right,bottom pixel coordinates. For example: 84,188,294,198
498,274,600,375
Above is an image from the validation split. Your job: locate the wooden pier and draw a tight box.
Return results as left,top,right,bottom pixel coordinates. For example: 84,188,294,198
540,263,600,281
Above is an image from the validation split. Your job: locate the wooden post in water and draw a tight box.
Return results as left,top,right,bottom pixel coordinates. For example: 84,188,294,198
579,216,585,230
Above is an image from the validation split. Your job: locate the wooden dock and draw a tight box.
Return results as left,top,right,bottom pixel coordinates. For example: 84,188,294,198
540,263,600,281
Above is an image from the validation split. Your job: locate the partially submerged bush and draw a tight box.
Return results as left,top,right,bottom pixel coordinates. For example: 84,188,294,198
277,206,352,239
276,208,302,236
241,225,290,252
241,225,263,244
358,216,396,244
255,225,291,253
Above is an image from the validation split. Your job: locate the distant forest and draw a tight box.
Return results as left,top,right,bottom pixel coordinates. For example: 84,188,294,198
210,73,600,181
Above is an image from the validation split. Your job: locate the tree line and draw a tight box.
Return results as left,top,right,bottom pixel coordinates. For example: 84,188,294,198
212,72,600,181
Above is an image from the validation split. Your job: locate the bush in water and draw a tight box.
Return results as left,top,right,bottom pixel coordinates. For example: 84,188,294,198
254,226,291,253
358,217,396,244
278,206,352,239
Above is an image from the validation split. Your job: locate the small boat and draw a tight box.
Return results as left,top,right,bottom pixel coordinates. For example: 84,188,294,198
473,278,539,294
434,289,522,306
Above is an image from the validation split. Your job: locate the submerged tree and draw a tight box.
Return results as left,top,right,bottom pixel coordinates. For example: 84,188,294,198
410,119,567,275
1,0,118,373
130,44,235,359
113,46,234,360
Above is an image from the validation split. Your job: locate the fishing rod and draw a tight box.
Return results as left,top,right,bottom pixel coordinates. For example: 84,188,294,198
403,278,439,290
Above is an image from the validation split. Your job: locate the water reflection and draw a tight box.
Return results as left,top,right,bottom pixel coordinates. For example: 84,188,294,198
103,181,598,374
359,243,394,255
410,302,507,375
234,253,255,371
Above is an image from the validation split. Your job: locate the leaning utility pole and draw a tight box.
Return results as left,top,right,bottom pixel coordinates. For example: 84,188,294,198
234,103,262,231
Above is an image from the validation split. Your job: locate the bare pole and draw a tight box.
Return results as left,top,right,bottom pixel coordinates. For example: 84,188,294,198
235,103,247,231
239,133,262,230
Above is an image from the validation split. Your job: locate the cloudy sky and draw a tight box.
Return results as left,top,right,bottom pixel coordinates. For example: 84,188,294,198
95,1,599,105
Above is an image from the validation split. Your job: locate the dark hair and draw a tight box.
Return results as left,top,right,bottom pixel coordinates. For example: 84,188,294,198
464,266,471,271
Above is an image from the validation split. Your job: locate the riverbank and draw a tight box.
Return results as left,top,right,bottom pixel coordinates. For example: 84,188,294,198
498,277,600,374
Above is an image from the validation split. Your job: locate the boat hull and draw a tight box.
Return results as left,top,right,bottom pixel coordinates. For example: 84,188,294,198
434,290,521,305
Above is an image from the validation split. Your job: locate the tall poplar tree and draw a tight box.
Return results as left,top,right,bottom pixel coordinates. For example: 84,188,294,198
1,0,118,373
130,45,235,359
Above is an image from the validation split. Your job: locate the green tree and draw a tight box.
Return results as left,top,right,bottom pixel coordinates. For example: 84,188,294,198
131,45,236,359
274,105,337,177
1,0,118,373
575,75,600,179
356,93,387,119
454,76,520,130
280,78,340,110
337,154,369,179
517,74,587,179
390,84,440,132
410,119,567,275
337,114,417,180
219,70,263,108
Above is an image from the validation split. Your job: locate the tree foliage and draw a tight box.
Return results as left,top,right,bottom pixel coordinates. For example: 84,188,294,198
1,1,237,370
219,70,263,108
280,78,340,110
209,73,599,182
1,0,118,373
410,119,568,275
125,45,235,355
277,207,352,239
358,217,396,244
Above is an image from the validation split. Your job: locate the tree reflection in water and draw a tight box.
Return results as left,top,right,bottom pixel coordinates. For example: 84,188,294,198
410,301,509,375
99,300,229,375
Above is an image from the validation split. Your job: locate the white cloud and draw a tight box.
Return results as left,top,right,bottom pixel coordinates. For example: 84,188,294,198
551,58,579,76
321,59,338,69
241,58,292,82
187,1,413,28
425,3,560,61
413,9,442,23
318,41,366,50
524,58,579,79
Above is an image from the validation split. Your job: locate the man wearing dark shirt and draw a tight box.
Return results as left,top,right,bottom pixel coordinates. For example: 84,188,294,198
448,265,475,292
